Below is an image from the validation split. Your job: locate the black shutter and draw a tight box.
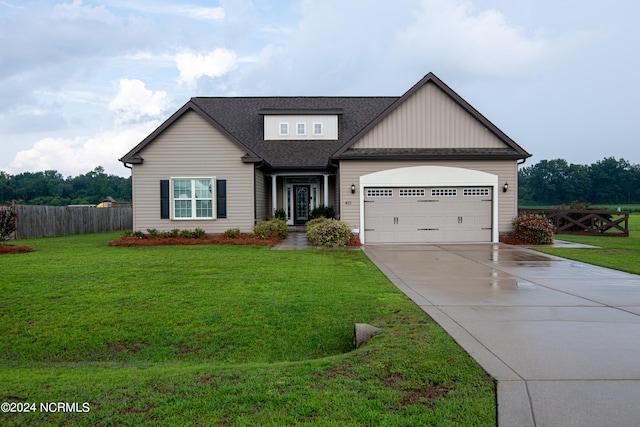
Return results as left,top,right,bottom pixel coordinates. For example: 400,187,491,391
160,180,169,219
216,179,226,218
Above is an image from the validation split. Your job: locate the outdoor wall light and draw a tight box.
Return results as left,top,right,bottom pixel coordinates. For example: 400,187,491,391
351,183,356,194
503,182,509,193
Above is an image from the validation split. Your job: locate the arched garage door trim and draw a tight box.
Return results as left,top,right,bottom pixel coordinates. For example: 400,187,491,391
359,165,499,244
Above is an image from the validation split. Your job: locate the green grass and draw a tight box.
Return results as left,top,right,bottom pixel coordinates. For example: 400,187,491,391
535,214,640,274
0,233,495,426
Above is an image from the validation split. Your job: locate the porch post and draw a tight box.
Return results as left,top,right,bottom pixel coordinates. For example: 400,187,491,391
323,174,329,206
271,174,277,216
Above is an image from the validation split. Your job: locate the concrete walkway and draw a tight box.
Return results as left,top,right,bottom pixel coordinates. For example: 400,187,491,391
363,243,640,427
271,231,313,250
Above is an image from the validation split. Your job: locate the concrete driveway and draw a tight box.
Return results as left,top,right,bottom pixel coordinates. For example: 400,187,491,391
363,243,640,427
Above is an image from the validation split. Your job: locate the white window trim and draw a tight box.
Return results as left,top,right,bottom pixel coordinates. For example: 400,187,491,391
313,122,323,136
170,177,216,220
296,122,306,135
279,122,289,136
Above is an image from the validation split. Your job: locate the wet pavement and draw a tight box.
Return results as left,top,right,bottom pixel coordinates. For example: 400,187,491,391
271,231,313,250
363,243,640,427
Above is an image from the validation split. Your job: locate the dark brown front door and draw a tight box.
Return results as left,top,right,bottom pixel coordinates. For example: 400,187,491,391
294,185,310,225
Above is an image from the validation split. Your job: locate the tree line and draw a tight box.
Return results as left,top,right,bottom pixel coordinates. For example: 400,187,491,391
518,157,640,206
0,166,131,206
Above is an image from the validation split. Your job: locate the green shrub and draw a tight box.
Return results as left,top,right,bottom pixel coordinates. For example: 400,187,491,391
305,217,328,233
146,228,159,238
273,208,286,221
512,214,555,245
306,218,352,247
167,229,181,238
222,228,241,238
153,229,180,238
0,208,17,240
179,228,207,238
254,218,288,239
310,205,336,220
131,230,146,239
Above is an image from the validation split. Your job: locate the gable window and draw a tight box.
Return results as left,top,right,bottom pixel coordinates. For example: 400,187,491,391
279,123,289,136
313,122,323,135
296,122,306,135
171,178,214,219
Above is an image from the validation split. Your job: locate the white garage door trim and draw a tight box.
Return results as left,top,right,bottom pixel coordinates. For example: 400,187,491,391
359,166,499,244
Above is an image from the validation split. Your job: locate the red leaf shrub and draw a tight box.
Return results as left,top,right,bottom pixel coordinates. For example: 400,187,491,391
512,214,555,245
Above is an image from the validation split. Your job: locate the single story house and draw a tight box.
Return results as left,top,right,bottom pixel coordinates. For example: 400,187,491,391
119,72,531,244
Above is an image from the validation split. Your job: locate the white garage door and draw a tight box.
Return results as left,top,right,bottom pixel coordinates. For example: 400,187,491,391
363,187,492,243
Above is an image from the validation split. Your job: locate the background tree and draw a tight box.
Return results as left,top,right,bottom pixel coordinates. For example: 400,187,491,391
519,157,640,206
0,167,131,205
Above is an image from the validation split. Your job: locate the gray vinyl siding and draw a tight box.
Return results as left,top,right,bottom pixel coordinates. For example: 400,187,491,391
351,82,505,150
339,159,518,235
131,110,255,234
255,168,268,220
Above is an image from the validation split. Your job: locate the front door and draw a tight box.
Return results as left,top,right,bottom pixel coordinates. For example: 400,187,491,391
294,185,310,225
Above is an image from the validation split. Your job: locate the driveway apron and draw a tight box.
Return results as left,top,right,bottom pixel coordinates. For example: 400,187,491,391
363,243,640,427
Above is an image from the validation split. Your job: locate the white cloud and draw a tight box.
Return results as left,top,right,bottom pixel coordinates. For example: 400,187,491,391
231,0,565,96
395,0,553,79
108,79,170,125
7,123,159,177
107,1,224,22
6,78,171,176
52,0,117,24
175,49,238,86
179,5,225,21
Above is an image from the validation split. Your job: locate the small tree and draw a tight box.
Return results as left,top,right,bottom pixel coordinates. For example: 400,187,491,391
0,208,17,241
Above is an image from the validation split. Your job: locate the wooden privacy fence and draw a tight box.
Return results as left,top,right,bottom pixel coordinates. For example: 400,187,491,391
519,208,629,237
12,204,132,239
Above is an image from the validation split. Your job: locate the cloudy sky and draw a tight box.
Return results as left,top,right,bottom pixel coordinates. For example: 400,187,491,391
1,0,639,177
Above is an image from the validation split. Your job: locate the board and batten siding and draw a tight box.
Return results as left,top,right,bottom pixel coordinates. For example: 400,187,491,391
132,110,255,233
351,82,505,150
338,159,518,235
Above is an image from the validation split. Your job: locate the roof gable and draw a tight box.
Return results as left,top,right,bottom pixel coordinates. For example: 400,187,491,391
118,101,261,165
332,72,530,160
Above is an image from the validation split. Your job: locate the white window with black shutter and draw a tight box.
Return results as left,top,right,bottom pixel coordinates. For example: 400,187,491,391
160,178,226,220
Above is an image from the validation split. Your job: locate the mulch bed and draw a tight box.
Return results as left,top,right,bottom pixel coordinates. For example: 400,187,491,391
499,234,530,245
0,244,34,254
108,234,282,247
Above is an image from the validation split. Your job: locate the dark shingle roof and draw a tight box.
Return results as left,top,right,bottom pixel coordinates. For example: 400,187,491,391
119,73,531,168
189,97,397,170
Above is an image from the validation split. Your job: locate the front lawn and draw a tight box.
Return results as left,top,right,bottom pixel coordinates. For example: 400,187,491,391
535,214,640,274
0,232,495,426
